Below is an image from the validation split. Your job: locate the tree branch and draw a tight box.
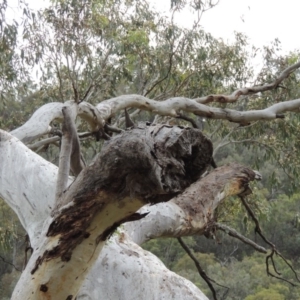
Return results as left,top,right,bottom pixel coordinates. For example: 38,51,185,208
176,113,199,128
2,128,210,299
195,61,300,104
10,79,300,146
12,125,213,299
0,254,21,272
55,105,81,203
126,163,262,245
177,237,219,300
0,130,62,246
96,94,300,126
215,223,267,254
239,195,300,286
28,136,60,151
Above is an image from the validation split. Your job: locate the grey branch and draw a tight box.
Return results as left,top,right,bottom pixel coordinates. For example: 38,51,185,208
96,94,300,125
195,61,300,104
55,105,83,203
215,223,267,254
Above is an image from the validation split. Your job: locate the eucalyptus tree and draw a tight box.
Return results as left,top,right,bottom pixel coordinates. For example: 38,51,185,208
1,0,300,299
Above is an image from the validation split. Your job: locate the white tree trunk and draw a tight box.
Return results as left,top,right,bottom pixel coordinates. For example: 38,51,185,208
1,128,261,299
1,129,213,299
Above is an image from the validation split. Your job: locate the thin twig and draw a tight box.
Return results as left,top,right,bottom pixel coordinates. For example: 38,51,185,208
80,84,94,103
215,223,267,254
0,255,21,272
104,124,123,134
177,237,229,300
176,113,199,128
240,195,300,286
194,61,300,104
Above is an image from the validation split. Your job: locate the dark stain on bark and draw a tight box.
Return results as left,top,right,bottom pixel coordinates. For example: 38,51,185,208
31,256,42,274
66,295,73,300
98,212,149,242
72,125,213,201
40,284,48,292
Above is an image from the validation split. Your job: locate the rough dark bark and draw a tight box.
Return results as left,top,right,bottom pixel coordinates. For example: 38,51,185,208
50,124,213,264
60,124,213,206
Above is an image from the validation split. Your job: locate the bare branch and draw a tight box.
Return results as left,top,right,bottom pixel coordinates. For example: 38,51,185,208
104,124,123,134
28,136,60,151
96,94,300,126
176,113,199,128
28,132,95,151
10,102,65,143
239,196,300,285
11,67,300,145
215,223,267,253
55,105,81,202
127,164,261,246
0,254,21,272
78,101,105,131
195,61,300,104
177,237,220,300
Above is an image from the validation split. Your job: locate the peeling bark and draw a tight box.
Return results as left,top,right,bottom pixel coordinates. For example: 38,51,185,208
126,163,261,244
76,164,261,299
10,124,214,299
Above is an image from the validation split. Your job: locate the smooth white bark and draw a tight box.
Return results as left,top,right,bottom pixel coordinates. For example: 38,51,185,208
11,197,146,300
78,231,208,300
96,94,300,123
10,95,300,147
0,130,58,247
10,102,65,143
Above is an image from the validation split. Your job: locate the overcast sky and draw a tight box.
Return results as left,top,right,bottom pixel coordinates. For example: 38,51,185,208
8,0,299,55
152,0,299,54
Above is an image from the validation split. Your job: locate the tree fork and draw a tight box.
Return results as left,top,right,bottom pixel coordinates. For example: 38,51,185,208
11,124,213,299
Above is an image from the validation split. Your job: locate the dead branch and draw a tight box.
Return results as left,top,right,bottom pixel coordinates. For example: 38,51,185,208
28,136,60,151
215,223,267,254
239,196,300,286
0,254,21,272
177,237,228,300
96,94,300,126
176,113,199,128
195,61,300,104
28,132,95,151
104,124,123,134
